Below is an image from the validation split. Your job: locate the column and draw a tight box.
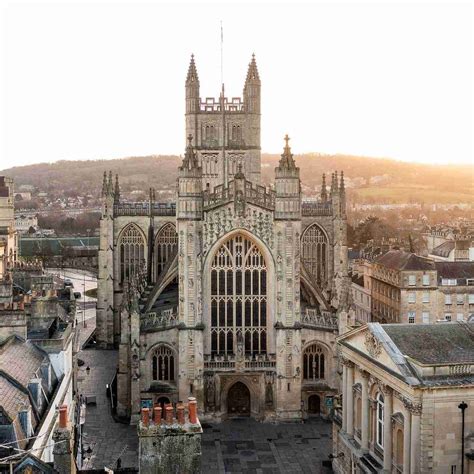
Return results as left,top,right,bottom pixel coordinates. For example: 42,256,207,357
410,404,421,474
342,363,348,432
360,370,370,451
403,408,411,474
383,386,393,473
346,362,354,437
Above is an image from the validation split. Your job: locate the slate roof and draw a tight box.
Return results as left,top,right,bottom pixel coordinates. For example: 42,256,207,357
432,241,455,258
435,261,474,280
0,377,29,423
0,337,46,387
375,250,435,271
383,323,474,365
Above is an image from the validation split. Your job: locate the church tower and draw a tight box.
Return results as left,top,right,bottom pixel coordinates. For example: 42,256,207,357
185,54,261,189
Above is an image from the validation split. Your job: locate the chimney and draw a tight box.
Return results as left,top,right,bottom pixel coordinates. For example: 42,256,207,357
138,397,203,474
53,405,76,474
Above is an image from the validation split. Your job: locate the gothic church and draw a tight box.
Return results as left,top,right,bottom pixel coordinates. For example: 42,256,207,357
97,55,350,422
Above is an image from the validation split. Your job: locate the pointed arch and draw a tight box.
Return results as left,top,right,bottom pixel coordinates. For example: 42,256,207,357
154,222,178,282
302,342,326,381
118,223,146,283
301,223,329,286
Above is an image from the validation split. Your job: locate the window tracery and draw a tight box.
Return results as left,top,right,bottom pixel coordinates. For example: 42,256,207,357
119,224,146,283
210,234,267,356
154,223,178,281
151,345,175,382
302,343,325,380
301,224,328,285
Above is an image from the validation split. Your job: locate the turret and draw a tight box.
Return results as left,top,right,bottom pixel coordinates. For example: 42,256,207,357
243,54,260,114
274,135,301,220
339,171,346,216
185,54,200,114
177,135,203,220
114,174,120,204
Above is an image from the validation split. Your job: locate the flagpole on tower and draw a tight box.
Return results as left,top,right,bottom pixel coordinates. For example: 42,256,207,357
221,21,228,188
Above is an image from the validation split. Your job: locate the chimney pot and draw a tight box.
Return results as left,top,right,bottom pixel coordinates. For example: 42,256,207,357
141,407,150,426
165,405,174,424
188,397,197,424
59,405,68,428
153,406,162,424
177,403,185,424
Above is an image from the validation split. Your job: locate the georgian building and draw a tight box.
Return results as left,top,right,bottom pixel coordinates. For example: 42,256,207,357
333,322,474,474
96,55,351,422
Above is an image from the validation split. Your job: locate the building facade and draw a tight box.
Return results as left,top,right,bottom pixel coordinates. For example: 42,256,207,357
96,55,351,422
333,322,474,474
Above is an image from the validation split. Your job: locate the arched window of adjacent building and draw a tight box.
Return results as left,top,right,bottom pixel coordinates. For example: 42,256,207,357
301,224,328,285
302,343,325,381
154,223,178,282
151,345,175,382
396,427,404,467
210,234,267,356
376,392,384,449
119,223,146,283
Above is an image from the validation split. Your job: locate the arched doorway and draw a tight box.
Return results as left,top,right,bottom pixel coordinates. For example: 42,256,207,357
308,394,321,415
156,396,170,412
227,382,250,416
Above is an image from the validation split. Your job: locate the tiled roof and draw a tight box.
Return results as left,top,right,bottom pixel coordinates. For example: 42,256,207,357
0,377,29,423
0,337,46,388
375,250,435,271
383,323,474,365
435,261,474,280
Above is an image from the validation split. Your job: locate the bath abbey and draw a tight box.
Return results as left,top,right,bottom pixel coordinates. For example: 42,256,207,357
96,54,351,423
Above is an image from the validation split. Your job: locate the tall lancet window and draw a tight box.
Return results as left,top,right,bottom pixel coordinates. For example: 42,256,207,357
303,343,326,381
301,224,328,286
210,234,267,356
154,223,178,282
119,223,146,283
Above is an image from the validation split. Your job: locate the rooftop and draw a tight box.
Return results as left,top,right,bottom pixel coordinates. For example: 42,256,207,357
375,250,435,271
434,261,474,279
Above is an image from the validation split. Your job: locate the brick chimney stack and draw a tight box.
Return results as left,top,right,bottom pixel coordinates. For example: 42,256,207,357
53,405,77,474
138,397,203,474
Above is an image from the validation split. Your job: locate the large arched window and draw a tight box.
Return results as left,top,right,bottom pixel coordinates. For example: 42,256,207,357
301,224,328,285
119,224,146,283
154,223,178,282
151,345,175,382
303,343,325,381
376,392,385,449
210,234,267,356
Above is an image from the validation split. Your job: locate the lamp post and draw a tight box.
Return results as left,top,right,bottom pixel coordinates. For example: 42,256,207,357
459,401,468,474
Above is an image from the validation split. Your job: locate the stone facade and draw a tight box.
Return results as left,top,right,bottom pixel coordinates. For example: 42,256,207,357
333,323,474,474
96,55,350,423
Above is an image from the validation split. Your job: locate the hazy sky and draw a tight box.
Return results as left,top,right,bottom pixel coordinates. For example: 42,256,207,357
1,1,472,168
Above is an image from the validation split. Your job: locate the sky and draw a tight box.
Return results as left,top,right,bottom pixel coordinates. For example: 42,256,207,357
0,1,472,168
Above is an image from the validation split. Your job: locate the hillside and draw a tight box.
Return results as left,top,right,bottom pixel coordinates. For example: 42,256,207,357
2,153,472,204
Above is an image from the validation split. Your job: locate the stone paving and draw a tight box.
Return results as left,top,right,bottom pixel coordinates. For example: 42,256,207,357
201,418,333,474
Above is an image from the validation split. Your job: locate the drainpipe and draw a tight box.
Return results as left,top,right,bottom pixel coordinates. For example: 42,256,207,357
459,401,468,474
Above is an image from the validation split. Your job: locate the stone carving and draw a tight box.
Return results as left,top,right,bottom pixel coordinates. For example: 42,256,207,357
403,398,422,415
364,330,382,359
203,206,274,253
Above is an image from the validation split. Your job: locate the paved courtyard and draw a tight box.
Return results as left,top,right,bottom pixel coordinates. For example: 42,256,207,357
77,343,332,473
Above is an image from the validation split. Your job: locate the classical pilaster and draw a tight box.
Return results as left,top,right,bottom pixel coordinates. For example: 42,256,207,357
346,362,354,437
403,407,412,474
359,369,370,451
382,385,393,473
404,399,422,474
342,363,348,432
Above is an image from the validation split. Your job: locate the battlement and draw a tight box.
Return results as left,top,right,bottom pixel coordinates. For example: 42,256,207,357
114,202,176,217
301,200,333,216
199,96,245,113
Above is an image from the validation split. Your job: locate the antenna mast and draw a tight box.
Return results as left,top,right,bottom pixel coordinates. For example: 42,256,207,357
221,21,228,188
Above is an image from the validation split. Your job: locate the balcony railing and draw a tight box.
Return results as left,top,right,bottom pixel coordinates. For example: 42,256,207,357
204,353,276,371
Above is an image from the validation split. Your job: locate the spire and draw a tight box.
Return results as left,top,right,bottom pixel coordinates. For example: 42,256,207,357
333,171,339,193
107,171,113,195
114,174,120,203
278,134,296,170
245,53,260,84
321,173,328,202
339,171,345,193
180,134,199,171
330,173,335,193
186,54,199,85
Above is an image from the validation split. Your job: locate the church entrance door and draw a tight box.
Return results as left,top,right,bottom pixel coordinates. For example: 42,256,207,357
308,394,321,415
227,382,250,416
